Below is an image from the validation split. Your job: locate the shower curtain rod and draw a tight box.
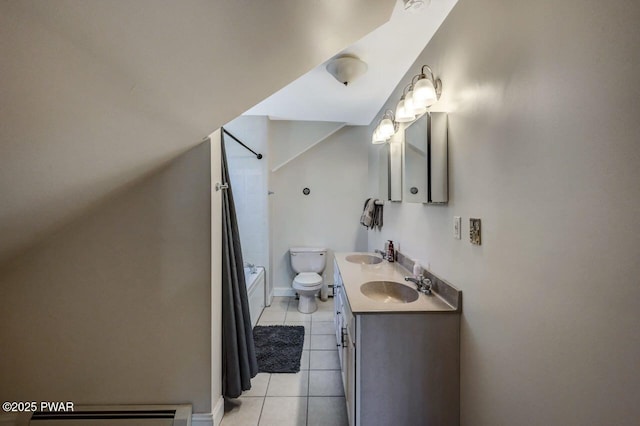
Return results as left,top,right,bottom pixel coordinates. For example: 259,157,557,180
221,127,263,159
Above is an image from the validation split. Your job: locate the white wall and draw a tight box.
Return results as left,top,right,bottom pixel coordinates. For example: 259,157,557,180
269,120,345,171
225,116,269,271
210,131,223,424
0,142,212,413
0,0,394,264
270,125,370,295
367,1,640,425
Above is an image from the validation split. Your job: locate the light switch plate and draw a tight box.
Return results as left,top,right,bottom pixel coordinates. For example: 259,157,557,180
470,218,481,245
453,216,461,239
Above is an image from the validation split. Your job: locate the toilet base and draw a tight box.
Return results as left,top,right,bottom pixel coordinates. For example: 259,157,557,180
297,293,318,314
296,289,320,314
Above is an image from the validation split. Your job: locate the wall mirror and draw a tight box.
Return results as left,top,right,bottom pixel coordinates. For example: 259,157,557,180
403,112,448,203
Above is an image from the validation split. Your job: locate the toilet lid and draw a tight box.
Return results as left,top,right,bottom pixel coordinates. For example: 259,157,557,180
294,272,323,287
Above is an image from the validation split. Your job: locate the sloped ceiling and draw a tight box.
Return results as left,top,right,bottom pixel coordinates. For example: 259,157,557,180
245,0,458,124
0,0,395,264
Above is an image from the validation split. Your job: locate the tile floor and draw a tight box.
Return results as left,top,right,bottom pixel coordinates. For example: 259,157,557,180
221,296,348,426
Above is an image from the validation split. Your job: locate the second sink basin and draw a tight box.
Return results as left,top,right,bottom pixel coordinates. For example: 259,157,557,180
345,254,383,265
360,281,419,304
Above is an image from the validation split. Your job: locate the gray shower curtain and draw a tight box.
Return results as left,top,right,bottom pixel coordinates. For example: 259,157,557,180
221,134,258,398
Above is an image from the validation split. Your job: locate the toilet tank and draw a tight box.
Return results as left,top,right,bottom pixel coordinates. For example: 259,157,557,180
290,247,327,273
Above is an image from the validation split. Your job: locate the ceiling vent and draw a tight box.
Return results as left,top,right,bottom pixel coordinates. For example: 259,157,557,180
325,55,368,86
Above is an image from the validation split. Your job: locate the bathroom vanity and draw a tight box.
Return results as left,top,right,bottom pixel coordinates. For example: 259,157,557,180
333,253,461,426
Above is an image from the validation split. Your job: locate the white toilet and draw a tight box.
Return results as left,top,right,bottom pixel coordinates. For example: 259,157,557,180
289,247,327,314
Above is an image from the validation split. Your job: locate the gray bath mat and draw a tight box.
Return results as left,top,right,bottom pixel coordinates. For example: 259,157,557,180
253,325,305,373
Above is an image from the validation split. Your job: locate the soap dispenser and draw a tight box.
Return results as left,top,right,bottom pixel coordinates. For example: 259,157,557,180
413,261,423,277
387,240,395,262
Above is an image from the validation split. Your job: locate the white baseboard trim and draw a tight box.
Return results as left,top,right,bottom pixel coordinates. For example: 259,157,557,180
192,396,223,426
273,287,296,297
212,396,224,426
192,413,213,426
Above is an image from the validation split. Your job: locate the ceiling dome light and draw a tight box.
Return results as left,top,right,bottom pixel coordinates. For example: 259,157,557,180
326,54,368,86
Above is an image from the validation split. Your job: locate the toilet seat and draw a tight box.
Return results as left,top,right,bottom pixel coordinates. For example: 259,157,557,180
294,272,322,288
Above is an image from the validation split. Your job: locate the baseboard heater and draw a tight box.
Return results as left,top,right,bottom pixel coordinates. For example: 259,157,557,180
23,405,192,426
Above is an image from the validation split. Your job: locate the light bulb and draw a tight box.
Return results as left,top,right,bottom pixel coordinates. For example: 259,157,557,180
379,118,395,139
404,90,415,115
413,77,437,107
372,126,386,144
395,98,415,123
409,87,427,114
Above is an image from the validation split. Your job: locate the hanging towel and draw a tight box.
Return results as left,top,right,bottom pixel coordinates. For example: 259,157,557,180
374,201,383,230
360,198,376,228
360,198,383,230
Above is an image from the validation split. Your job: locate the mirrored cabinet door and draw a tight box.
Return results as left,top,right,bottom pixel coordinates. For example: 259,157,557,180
429,112,448,203
403,112,448,204
388,131,403,202
377,143,389,200
404,114,429,203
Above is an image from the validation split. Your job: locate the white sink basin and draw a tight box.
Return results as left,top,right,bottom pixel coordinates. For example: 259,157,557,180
345,254,383,265
360,281,419,304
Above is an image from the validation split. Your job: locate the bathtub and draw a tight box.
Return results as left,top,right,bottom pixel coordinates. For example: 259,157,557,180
244,266,265,328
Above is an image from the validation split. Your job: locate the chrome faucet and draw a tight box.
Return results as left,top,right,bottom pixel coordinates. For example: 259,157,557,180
404,274,433,295
245,262,257,274
374,249,388,261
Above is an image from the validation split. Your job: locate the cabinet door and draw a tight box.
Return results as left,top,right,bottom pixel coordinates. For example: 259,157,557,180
333,264,343,345
345,327,356,425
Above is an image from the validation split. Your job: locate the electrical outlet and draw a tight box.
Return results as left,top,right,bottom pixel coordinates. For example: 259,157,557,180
453,216,461,239
470,218,481,245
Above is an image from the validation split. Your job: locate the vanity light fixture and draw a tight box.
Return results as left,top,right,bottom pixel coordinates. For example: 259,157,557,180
372,65,440,143
371,122,387,144
378,110,398,140
395,85,416,123
412,65,442,108
406,75,427,115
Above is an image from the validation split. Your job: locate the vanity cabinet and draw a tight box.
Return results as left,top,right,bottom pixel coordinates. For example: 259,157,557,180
334,264,356,424
333,259,460,426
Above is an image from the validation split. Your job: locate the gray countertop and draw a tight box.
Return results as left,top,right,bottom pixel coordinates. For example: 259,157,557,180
334,252,460,314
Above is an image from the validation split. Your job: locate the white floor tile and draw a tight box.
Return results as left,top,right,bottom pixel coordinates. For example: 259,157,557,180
258,310,287,323
221,396,263,426
266,371,309,396
259,397,307,426
311,321,335,335
285,310,314,322
309,350,340,370
303,333,310,350
283,320,311,334
310,334,338,350
256,321,283,328
242,373,270,397
312,310,334,322
299,350,310,370
307,397,349,426
315,300,334,312
309,370,344,397
269,297,291,311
